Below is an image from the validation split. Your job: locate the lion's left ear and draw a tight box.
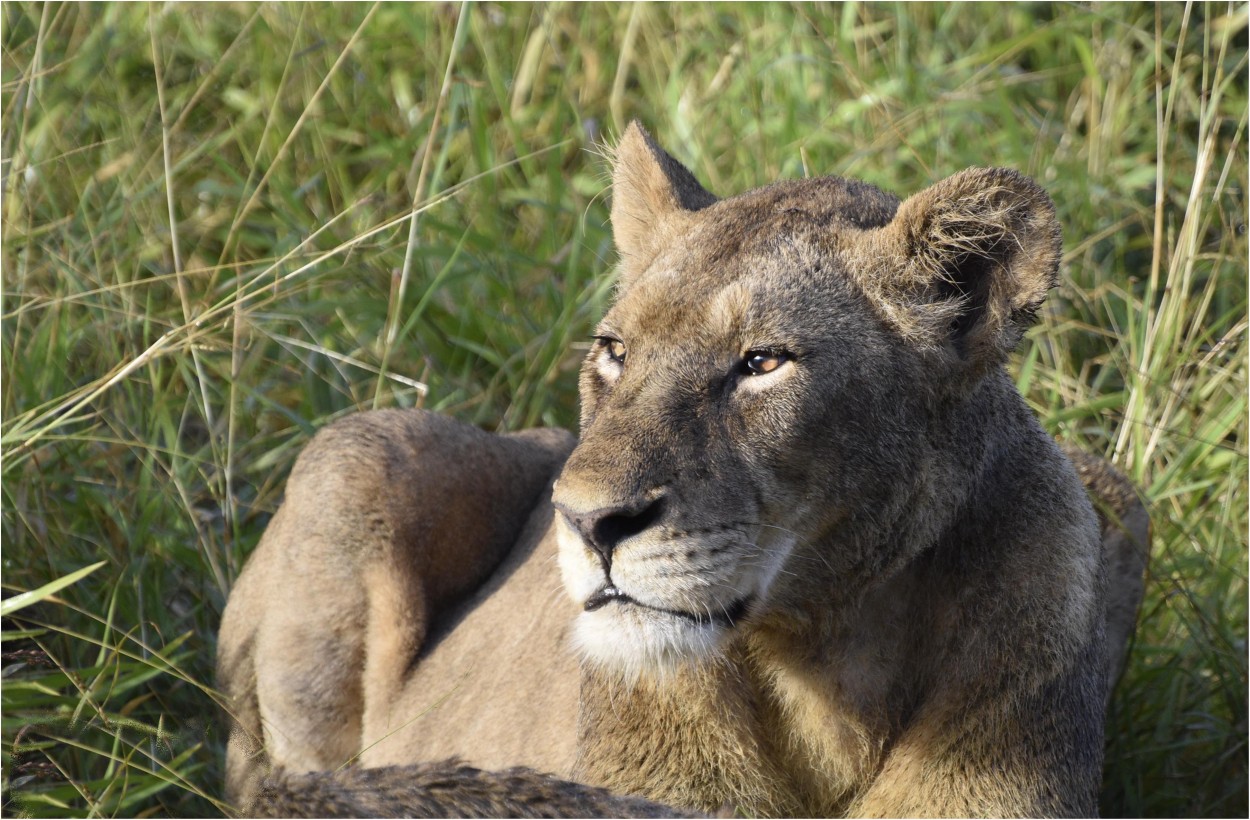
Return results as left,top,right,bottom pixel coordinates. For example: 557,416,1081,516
610,121,717,274
869,168,1062,369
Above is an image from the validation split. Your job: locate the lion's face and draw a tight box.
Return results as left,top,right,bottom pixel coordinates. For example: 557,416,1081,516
552,124,1060,674
553,227,908,672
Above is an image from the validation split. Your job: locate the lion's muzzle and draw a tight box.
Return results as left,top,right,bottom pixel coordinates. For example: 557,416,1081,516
551,476,784,674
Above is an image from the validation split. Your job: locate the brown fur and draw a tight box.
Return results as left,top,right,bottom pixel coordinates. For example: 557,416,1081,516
217,411,578,804
250,760,694,818
1060,444,1151,694
218,122,1149,818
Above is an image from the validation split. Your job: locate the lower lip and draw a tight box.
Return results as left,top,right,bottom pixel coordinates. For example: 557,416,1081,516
584,585,629,611
584,586,752,628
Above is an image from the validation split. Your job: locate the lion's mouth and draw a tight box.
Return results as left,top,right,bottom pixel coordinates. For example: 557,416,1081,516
584,584,752,628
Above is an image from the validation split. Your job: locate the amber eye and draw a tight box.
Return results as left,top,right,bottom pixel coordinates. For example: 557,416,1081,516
742,350,789,376
601,338,626,364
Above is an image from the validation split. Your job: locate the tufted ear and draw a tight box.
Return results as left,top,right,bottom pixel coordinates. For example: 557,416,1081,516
610,121,717,272
869,167,1062,370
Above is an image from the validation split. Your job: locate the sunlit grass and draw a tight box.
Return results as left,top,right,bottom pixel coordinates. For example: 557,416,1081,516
2,3,1245,816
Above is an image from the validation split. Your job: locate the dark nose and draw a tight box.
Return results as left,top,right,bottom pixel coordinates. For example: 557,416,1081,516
554,496,664,572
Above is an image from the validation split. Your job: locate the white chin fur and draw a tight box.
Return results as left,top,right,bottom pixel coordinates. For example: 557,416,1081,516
555,512,799,679
571,605,729,681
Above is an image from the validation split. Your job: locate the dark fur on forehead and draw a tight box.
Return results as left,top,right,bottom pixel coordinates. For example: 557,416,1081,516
677,176,901,266
730,176,901,230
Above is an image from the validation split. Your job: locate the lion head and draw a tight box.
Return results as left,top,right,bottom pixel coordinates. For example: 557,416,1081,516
552,122,1061,676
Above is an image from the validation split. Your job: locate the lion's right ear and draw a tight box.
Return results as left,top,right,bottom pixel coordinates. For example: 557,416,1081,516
610,121,717,273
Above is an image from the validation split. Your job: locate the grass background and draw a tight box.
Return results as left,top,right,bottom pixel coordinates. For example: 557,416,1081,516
2,2,1245,816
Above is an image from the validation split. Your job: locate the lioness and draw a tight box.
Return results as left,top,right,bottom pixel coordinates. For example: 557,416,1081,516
219,123,1149,817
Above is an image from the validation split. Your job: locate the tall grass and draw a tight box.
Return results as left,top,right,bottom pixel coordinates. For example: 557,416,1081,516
2,3,1245,817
